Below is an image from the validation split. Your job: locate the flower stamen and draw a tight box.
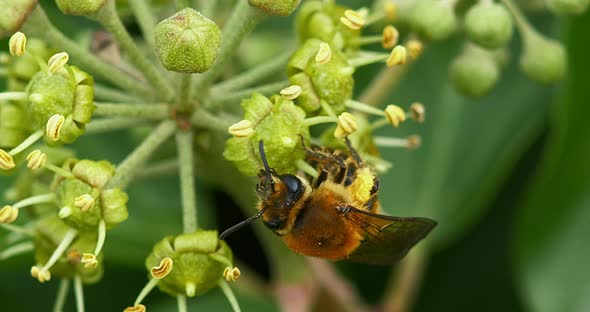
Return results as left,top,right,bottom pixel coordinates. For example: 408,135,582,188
150,257,174,279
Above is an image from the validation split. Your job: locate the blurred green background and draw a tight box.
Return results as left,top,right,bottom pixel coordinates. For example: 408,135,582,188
1,0,589,311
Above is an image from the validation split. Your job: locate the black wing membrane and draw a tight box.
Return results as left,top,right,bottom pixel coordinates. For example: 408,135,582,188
342,206,437,264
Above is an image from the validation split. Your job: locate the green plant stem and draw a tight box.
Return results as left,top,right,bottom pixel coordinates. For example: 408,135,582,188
218,280,242,312
13,193,56,209
358,35,383,45
53,278,70,312
194,0,265,93
176,130,198,233
0,91,27,101
107,120,176,189
177,295,187,312
86,118,151,134
346,99,386,116
94,102,169,119
127,0,158,53
349,51,389,68
94,1,175,101
211,80,290,106
0,241,34,261
304,116,338,126
0,224,35,236
74,275,85,312
134,278,159,306
23,5,152,98
501,0,534,37
134,158,179,180
212,51,292,92
190,108,234,132
178,74,193,112
94,84,141,103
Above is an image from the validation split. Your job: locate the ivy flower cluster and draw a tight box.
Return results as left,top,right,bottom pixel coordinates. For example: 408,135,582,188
0,0,580,311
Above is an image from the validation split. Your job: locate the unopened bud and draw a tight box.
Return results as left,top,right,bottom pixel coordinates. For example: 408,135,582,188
46,114,66,141
8,31,26,56
228,120,255,138
382,25,399,49
450,45,500,97
315,42,332,65
465,3,513,49
386,45,408,67
410,0,457,41
334,112,358,138
26,150,47,170
340,10,365,30
280,85,302,100
249,0,302,16
385,105,406,127
520,33,566,84
0,205,18,223
56,0,107,16
47,52,69,73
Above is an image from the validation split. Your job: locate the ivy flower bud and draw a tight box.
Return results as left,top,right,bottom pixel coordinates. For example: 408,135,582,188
74,194,95,212
124,305,146,312
315,42,332,65
410,0,457,41
450,45,500,97
46,114,66,141
0,205,19,223
386,45,408,67
409,102,426,123
26,150,47,170
155,8,221,73
546,0,590,14
520,33,566,84
382,25,399,49
465,3,513,49
334,112,358,138
0,0,36,38
340,10,365,30
47,52,69,73
280,85,303,100
385,105,406,127
249,0,302,16
406,39,424,59
55,0,107,16
8,31,26,56
228,120,255,138
0,149,16,170
151,257,174,279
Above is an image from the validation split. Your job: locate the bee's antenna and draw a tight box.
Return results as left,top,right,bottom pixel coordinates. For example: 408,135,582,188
219,206,268,240
259,140,272,177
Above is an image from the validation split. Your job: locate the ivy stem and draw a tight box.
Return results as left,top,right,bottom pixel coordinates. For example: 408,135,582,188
23,5,153,98
304,116,338,127
53,278,70,312
9,130,44,156
94,84,141,103
128,0,157,53
178,74,193,112
74,275,85,312
190,108,236,132
194,0,265,93
177,295,187,312
0,91,27,101
12,193,56,209
93,1,175,101
42,229,77,272
210,80,290,106
346,99,386,116
211,51,292,93
94,102,169,119
349,51,389,68
218,280,242,312
0,224,35,236
357,35,383,46
0,241,34,261
107,120,177,189
45,164,75,179
134,159,179,180
86,118,151,134
176,130,198,233
134,278,159,306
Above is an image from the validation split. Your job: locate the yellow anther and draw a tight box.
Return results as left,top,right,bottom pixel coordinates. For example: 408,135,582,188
74,194,95,212
340,10,365,30
406,39,424,59
409,102,425,123
223,266,241,282
81,253,98,268
386,45,408,67
384,3,397,20
315,42,332,65
47,52,69,73
334,112,358,139
46,114,65,141
280,85,303,100
228,120,254,138
0,205,18,224
151,257,174,279
406,135,422,150
8,32,26,57
384,105,406,127
0,149,15,170
382,25,399,50
31,266,51,283
26,150,47,170
124,304,146,312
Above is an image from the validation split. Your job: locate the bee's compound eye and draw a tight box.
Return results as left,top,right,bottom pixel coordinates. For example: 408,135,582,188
280,174,301,195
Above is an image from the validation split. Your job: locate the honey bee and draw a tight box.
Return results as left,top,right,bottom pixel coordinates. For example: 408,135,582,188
220,138,436,264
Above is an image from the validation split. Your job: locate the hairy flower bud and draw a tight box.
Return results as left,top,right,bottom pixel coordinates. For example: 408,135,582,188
249,0,302,16
409,0,457,41
520,33,566,84
155,8,221,73
55,0,107,16
0,0,37,38
450,45,500,97
465,3,513,49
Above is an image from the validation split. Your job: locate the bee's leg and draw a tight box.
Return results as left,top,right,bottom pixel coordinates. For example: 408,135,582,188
300,135,347,184
344,138,363,165
314,169,329,188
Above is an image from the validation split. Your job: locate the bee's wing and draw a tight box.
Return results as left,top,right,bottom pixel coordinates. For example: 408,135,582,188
341,206,437,264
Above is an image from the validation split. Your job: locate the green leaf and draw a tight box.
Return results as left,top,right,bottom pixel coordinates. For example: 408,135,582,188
514,11,590,312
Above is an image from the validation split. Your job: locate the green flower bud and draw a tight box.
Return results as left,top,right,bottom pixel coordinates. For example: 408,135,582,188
249,0,302,16
520,32,566,84
450,45,500,97
26,65,94,144
0,0,37,38
155,8,221,73
0,102,28,149
287,39,354,115
34,215,103,283
145,230,233,297
465,3,513,49
224,93,309,176
409,0,457,41
55,0,107,16
546,0,589,14
296,1,360,51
